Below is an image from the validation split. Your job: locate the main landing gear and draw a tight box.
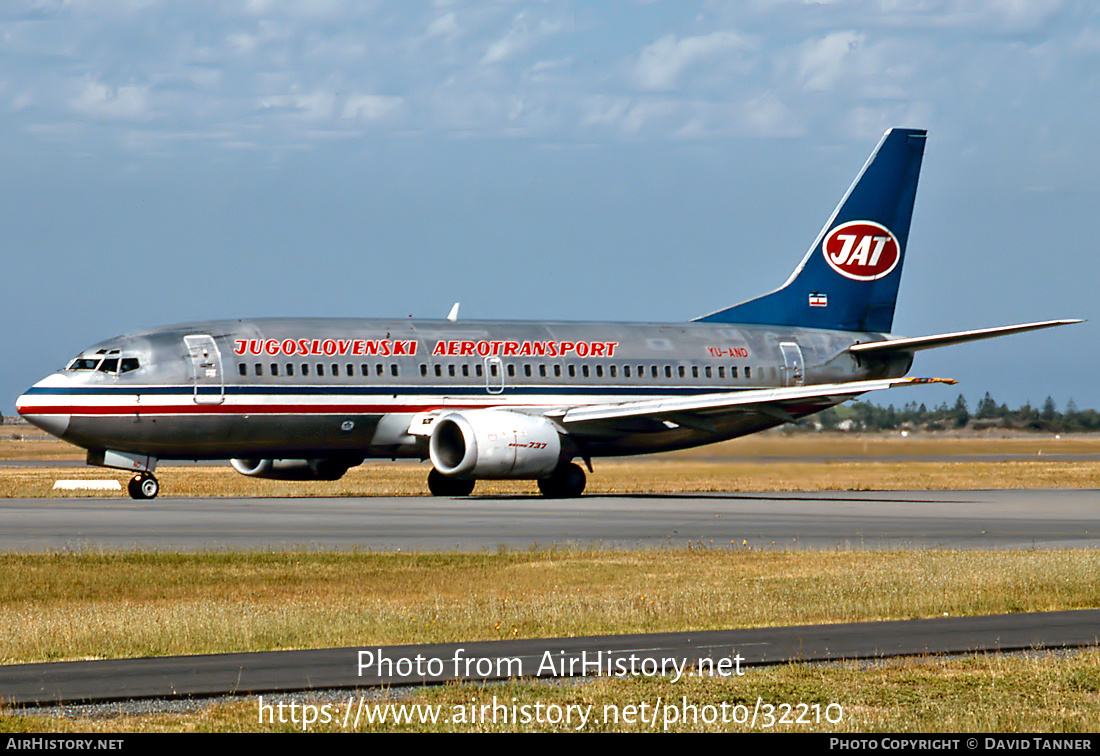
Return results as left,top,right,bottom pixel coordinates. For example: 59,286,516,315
425,462,587,498
427,468,476,497
537,462,586,498
127,472,159,500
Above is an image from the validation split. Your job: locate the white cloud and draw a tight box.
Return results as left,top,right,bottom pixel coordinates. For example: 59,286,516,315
524,57,573,84
631,31,754,92
797,30,865,93
974,0,1066,32
69,79,151,121
342,93,404,122
481,12,565,66
258,89,335,121
425,11,462,42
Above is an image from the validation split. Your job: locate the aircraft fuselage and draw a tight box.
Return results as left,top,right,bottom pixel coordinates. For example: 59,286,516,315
17,317,906,463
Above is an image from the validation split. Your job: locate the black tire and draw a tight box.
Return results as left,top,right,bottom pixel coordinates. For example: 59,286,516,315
309,459,350,480
537,463,586,498
427,468,475,497
128,473,159,500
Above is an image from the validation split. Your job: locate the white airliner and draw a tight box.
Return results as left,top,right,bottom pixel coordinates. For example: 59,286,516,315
16,128,1079,499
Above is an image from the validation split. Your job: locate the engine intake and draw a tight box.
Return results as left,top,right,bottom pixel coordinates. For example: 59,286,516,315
429,410,564,479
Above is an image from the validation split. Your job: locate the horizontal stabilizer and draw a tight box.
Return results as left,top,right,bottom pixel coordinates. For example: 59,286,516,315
849,319,1083,356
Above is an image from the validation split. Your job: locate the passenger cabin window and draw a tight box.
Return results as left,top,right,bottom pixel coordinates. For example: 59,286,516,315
238,364,247,376
270,363,279,376
287,364,294,377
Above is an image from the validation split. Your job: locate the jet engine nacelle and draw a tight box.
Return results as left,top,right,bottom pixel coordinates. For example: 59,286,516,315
428,410,564,479
230,457,354,481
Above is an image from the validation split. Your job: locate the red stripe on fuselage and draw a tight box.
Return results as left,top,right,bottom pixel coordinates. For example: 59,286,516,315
16,403,497,416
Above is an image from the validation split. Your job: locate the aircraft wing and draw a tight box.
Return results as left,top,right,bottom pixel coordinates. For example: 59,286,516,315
550,376,956,434
848,319,1082,357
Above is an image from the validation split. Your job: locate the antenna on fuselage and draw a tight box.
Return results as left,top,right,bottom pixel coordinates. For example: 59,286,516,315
446,302,460,321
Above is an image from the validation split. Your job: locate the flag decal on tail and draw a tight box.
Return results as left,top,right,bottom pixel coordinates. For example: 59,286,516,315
822,220,900,281
808,292,828,307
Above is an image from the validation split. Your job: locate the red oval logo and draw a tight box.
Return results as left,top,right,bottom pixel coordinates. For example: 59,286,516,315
821,221,900,281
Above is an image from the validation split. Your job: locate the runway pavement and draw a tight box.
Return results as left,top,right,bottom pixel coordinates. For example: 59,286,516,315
0,488,1097,551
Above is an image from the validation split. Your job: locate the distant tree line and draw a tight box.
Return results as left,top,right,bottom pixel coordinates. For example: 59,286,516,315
804,394,1100,433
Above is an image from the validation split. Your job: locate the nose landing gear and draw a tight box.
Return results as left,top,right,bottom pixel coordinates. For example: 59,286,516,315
127,473,159,500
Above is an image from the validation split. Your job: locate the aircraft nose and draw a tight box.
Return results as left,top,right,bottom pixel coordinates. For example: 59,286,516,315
16,373,71,438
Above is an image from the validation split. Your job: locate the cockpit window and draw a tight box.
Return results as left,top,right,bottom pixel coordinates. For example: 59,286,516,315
68,353,140,373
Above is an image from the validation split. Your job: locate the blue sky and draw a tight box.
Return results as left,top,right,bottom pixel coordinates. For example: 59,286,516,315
3,1,1098,414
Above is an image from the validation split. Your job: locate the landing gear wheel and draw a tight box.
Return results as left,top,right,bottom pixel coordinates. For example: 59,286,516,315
538,462,586,498
427,468,475,497
128,473,159,500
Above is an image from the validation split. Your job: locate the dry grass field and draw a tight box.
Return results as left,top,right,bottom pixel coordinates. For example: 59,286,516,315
3,549,1097,665
3,429,1100,497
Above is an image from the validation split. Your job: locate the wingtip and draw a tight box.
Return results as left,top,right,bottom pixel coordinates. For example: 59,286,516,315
900,377,958,386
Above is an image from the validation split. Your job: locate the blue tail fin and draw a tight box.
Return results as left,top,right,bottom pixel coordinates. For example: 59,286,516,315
695,128,926,333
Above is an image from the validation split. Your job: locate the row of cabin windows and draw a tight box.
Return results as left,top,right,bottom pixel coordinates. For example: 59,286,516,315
423,363,750,380
239,361,761,381
240,362,399,378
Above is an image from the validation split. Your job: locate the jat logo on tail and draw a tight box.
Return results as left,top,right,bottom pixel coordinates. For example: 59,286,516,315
822,220,900,281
